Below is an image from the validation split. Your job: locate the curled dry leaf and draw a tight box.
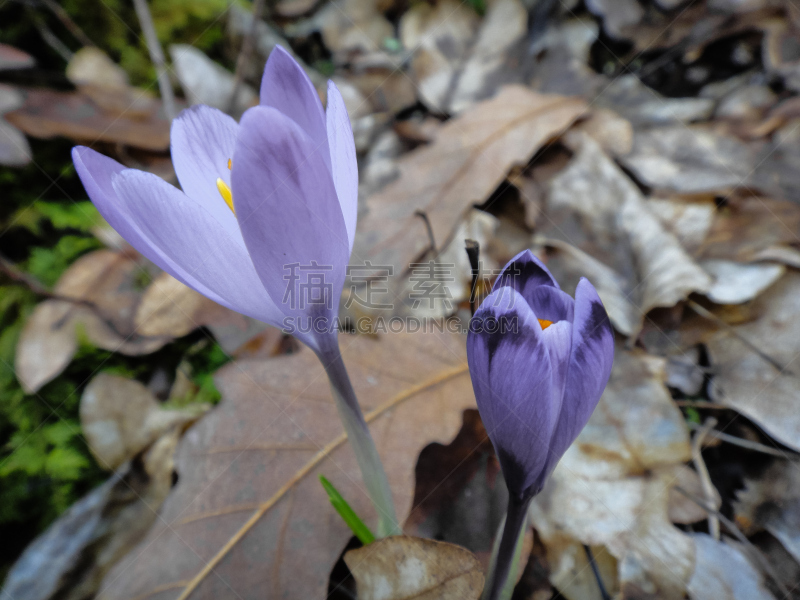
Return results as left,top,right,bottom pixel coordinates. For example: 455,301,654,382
540,132,711,336
15,250,168,393
344,536,484,600
688,534,776,600
80,373,208,471
529,346,697,597
97,331,475,600
707,272,800,452
352,86,585,289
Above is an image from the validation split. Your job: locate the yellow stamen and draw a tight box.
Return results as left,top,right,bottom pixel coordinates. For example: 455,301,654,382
216,178,235,214
227,158,232,170
538,319,553,330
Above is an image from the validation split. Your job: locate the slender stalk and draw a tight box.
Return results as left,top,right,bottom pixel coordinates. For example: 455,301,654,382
482,494,531,600
321,344,400,538
132,0,176,120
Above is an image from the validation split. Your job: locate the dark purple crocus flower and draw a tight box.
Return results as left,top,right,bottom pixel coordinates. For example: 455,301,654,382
467,249,613,599
71,47,400,537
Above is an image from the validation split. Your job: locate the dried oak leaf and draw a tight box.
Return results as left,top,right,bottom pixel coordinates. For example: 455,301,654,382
707,272,800,452
344,536,483,600
529,346,698,598
352,86,585,281
15,250,168,393
539,132,711,337
98,330,475,600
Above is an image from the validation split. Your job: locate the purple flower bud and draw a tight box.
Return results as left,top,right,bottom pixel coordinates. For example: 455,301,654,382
71,46,356,356
467,250,614,501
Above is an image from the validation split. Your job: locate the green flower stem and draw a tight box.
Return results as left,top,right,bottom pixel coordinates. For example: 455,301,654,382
321,344,400,538
482,494,531,600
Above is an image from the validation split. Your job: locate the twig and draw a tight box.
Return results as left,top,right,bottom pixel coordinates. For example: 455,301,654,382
0,254,162,341
227,0,266,114
39,0,95,47
674,400,729,410
691,417,720,540
583,545,611,600
465,239,480,316
687,300,789,374
414,210,437,253
27,7,73,62
686,421,790,458
674,486,792,598
132,0,176,121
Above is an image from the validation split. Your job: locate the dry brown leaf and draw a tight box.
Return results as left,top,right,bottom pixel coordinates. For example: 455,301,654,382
317,0,394,56
707,272,800,452
700,193,800,263
5,88,171,151
135,272,273,354
539,132,712,336
81,373,208,471
344,536,484,600
619,125,755,194
97,330,475,600
735,459,800,563
448,0,527,114
15,250,168,393
352,86,585,287
529,346,696,597
570,108,633,157
0,43,34,70
585,0,644,39
169,45,257,116
701,259,785,304
400,0,480,113
542,534,618,600
687,534,776,600
647,196,716,255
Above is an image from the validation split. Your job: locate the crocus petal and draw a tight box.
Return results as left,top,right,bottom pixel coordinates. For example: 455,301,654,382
539,320,572,425
72,146,226,305
326,80,358,254
111,168,282,325
232,106,349,326
170,105,242,240
528,286,575,323
259,46,330,172
544,277,614,477
494,250,559,305
467,286,558,498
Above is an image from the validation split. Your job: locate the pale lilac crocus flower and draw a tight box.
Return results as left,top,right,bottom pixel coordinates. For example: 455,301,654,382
71,46,398,536
467,250,614,600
